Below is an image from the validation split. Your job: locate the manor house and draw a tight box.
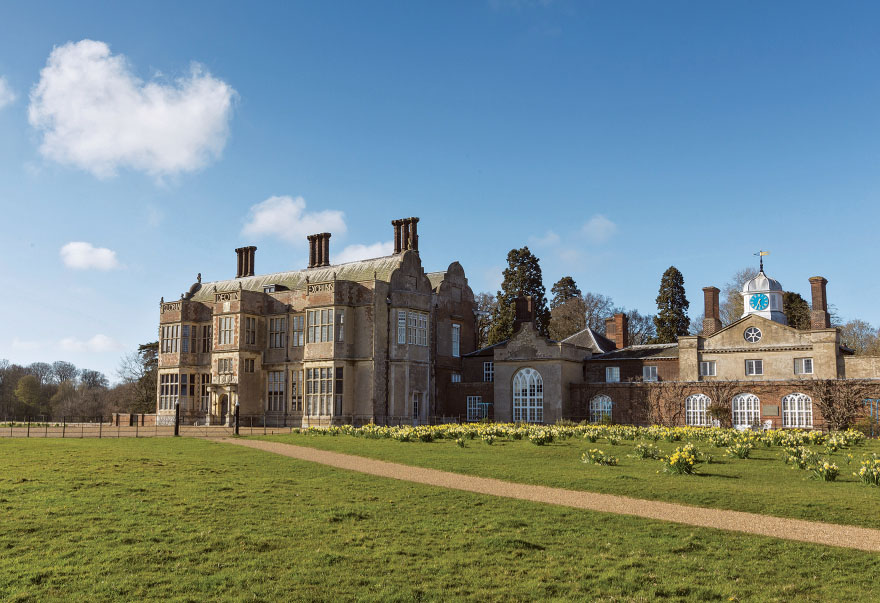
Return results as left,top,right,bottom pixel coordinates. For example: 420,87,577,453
157,217,476,426
158,227,880,430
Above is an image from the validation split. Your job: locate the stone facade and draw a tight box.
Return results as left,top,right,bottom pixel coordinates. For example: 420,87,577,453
157,216,476,426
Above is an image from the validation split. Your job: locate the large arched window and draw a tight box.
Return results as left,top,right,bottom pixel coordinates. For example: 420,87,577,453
590,395,613,423
782,393,813,429
513,368,543,423
685,394,712,426
731,393,761,429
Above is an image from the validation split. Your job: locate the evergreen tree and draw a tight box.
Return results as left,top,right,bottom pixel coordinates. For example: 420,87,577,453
550,276,582,309
782,291,811,330
653,266,690,343
487,246,551,344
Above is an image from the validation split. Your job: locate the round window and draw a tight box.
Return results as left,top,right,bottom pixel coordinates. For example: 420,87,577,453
744,326,762,343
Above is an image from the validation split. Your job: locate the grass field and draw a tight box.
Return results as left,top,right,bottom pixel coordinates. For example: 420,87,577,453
2,438,880,602
260,431,880,529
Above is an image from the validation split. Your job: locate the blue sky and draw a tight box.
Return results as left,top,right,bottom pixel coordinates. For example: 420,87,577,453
1,1,879,379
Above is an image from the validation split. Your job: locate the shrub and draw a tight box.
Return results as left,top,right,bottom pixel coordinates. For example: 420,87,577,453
582,449,618,466
855,455,880,486
662,444,699,475
782,446,818,470
726,439,755,459
811,460,840,482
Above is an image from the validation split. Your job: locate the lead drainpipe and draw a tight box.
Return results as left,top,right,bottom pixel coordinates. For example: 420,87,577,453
384,294,391,424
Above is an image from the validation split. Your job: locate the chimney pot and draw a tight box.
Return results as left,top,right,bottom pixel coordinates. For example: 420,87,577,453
513,296,535,332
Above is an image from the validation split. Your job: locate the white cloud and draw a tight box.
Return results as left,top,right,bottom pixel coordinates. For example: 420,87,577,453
242,195,347,243
582,214,618,244
0,76,16,109
60,241,120,270
528,230,560,247
59,334,121,353
336,241,394,264
28,39,236,178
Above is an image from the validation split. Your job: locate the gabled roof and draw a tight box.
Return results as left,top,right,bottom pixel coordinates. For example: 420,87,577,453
591,343,679,360
561,327,615,354
189,254,404,302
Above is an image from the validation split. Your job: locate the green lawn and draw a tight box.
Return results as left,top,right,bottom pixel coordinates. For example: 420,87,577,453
1,438,879,601
260,431,880,529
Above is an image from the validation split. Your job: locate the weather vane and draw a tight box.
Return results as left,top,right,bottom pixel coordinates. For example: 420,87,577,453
754,250,769,272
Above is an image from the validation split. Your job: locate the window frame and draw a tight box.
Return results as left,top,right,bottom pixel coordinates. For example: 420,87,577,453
466,396,484,422
699,360,716,377
745,359,763,376
483,361,494,383
605,366,620,383
642,365,658,382
590,394,613,423
794,357,813,375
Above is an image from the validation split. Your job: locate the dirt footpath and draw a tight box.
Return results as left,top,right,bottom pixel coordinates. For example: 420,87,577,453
220,437,880,553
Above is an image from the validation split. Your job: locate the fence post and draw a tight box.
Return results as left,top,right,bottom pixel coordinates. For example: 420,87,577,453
27,418,30,438
235,402,240,436
263,413,267,435
62,417,66,439
99,417,103,439
135,420,138,438
174,401,180,437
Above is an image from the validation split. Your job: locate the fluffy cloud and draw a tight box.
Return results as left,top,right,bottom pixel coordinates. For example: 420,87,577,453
60,241,120,270
28,39,236,178
242,196,347,243
59,334,122,353
0,76,16,109
582,214,618,244
336,241,394,264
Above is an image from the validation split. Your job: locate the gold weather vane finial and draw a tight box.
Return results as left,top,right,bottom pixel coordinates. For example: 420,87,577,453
754,250,770,272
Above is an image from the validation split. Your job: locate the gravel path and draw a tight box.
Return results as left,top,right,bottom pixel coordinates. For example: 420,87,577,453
220,438,880,553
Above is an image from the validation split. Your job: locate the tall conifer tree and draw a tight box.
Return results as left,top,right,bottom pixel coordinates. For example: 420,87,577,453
487,247,551,344
653,266,690,343
550,276,582,309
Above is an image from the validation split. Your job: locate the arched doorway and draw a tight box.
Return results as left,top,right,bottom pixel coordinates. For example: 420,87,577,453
513,368,543,423
731,393,760,429
219,394,229,423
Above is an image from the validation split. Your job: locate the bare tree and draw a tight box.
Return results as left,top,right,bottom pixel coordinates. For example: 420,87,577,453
645,381,692,426
720,267,758,325
582,292,617,332
549,296,586,341
702,379,740,428
50,361,79,384
474,292,498,349
804,379,878,431
838,319,880,355
27,362,53,386
626,309,656,345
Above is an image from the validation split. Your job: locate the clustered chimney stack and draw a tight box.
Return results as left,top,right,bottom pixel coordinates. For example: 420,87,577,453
235,246,256,278
392,217,419,254
512,296,535,332
604,313,629,350
702,286,722,336
809,276,830,329
307,233,332,268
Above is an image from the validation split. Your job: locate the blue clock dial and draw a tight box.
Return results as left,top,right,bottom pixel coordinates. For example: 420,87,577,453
750,294,769,311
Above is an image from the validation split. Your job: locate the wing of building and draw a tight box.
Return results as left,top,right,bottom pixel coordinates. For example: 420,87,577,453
157,217,476,426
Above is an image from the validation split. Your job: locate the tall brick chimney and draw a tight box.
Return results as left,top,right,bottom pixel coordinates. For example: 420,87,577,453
702,286,722,336
235,246,256,278
392,217,419,254
512,296,534,332
809,276,830,329
307,233,331,268
604,313,629,350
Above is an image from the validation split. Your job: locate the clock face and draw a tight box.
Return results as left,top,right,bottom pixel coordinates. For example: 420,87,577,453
749,293,769,311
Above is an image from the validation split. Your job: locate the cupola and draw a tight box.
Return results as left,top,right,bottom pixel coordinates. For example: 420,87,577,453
741,252,786,324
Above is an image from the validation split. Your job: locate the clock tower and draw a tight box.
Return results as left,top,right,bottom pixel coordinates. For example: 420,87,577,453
741,254,787,324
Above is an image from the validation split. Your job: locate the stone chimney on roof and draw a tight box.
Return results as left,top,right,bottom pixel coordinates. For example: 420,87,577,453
604,313,629,350
235,246,256,278
702,286,722,336
512,296,534,333
392,217,419,254
307,233,331,268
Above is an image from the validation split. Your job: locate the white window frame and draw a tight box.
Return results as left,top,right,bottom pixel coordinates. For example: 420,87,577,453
306,367,334,416
268,317,286,349
161,324,180,353
267,371,286,412
290,369,303,412
451,372,461,383
335,311,345,343
291,315,304,347
512,368,543,423
483,361,494,383
732,393,761,429
307,309,334,343
605,367,620,383
451,323,461,357
218,316,234,345
466,396,484,422
244,317,256,345
745,359,763,376
397,310,407,344
685,393,712,426
699,361,716,377
642,365,658,382
590,394,613,423
794,358,813,375
782,393,813,428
